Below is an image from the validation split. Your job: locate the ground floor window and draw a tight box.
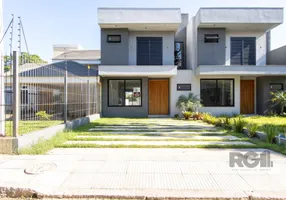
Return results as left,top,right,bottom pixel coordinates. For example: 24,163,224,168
200,79,234,107
108,79,142,107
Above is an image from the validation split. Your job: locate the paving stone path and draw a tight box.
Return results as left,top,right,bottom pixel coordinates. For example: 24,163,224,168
64,118,253,147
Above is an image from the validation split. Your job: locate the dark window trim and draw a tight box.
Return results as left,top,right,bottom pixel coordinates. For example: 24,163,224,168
174,41,185,69
230,37,256,65
200,79,235,107
204,34,219,43
177,84,191,91
136,37,163,65
107,35,121,43
269,83,284,91
107,79,142,107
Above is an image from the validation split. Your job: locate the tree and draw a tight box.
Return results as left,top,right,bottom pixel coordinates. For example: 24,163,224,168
3,52,48,72
176,92,202,112
271,91,286,115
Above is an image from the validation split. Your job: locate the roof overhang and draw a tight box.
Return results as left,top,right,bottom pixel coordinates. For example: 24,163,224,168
98,8,182,31
196,8,283,31
196,65,286,76
99,65,177,77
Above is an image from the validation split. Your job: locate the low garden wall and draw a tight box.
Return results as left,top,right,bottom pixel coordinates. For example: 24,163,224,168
1,114,100,154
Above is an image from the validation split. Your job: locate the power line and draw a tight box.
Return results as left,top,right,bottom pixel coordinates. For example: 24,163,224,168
19,17,30,63
0,15,14,44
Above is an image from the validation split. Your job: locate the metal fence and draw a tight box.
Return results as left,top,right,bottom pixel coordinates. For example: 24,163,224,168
0,51,100,137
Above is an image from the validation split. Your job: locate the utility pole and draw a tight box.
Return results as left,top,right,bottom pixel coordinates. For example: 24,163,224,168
0,0,4,136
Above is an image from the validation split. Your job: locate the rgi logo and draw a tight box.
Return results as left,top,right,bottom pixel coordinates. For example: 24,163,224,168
229,151,273,168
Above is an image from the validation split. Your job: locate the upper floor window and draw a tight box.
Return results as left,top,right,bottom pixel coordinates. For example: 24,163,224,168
204,34,219,43
107,35,121,43
231,37,256,65
137,37,162,65
174,42,184,69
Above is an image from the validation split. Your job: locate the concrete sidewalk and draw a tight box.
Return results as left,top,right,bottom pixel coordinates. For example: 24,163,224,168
0,148,286,199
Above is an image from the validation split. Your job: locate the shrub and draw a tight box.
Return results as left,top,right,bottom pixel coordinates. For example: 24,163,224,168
176,93,202,112
263,125,278,144
174,114,179,119
232,113,240,117
36,111,52,120
233,117,247,133
193,112,203,120
215,119,223,127
247,124,258,138
182,111,192,120
223,116,232,129
202,113,212,123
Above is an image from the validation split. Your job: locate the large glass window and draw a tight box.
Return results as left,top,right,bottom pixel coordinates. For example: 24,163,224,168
174,42,184,69
108,80,142,107
200,79,234,107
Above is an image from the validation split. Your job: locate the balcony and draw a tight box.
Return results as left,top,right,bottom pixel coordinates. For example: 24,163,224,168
195,8,283,31
99,65,177,77
98,8,182,31
195,65,286,76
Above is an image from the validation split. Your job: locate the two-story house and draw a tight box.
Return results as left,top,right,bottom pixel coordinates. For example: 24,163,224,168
97,7,284,117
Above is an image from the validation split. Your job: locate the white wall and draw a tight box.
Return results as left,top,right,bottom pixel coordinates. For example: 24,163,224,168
170,70,193,117
192,75,241,116
225,31,267,66
128,31,175,65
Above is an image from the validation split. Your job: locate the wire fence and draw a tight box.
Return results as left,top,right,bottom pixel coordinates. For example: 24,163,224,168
0,51,100,137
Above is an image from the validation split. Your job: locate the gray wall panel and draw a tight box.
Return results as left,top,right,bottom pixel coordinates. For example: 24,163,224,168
197,28,226,65
267,45,286,65
101,28,129,65
102,77,148,117
256,76,286,114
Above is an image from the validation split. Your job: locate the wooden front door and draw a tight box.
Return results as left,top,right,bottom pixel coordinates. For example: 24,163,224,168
240,80,255,114
148,79,169,115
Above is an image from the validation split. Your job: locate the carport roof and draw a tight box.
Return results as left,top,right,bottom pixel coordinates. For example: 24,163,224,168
17,61,98,77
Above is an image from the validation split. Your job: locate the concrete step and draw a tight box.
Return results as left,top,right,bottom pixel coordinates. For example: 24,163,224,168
88,128,217,132
75,135,241,141
84,131,227,135
64,140,254,147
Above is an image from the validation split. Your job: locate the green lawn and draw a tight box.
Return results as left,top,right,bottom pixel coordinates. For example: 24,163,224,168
5,120,63,136
17,117,286,155
241,116,286,132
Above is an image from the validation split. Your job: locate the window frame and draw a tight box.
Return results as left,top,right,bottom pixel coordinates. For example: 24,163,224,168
204,34,219,43
174,41,185,69
177,84,191,91
230,37,256,65
200,79,235,107
107,35,121,43
107,79,142,107
136,37,163,66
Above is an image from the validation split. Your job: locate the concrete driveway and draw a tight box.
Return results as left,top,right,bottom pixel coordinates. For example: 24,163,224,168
0,148,286,199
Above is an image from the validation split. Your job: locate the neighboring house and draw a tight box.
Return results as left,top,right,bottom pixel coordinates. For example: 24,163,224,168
52,44,101,70
5,61,99,117
97,7,285,117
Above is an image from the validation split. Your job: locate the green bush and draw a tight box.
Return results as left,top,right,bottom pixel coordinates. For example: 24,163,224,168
174,114,179,119
36,111,52,121
222,116,232,129
233,117,247,133
247,124,258,138
263,125,278,144
182,111,192,120
215,118,223,127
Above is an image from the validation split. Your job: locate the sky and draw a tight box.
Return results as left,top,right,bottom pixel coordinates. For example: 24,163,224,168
2,0,286,62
